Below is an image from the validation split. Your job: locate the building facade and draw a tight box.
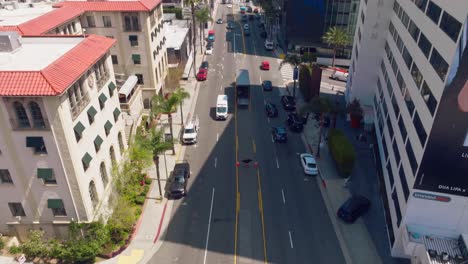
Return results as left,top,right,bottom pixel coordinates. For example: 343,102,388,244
0,33,126,241
347,0,468,261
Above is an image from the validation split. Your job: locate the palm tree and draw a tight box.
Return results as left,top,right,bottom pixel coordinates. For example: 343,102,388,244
300,96,332,158
172,88,191,126
195,7,212,54
279,54,302,98
322,26,350,67
185,0,200,78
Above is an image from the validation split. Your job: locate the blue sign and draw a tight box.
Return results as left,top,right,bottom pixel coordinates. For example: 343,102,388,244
293,67,299,80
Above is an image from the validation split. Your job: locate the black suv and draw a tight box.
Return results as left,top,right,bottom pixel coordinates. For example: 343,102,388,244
271,127,287,142
286,113,304,132
169,162,190,199
200,61,209,70
265,102,278,117
337,195,371,223
281,95,296,111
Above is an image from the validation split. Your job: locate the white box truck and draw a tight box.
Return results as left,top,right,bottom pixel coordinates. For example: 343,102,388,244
216,94,228,120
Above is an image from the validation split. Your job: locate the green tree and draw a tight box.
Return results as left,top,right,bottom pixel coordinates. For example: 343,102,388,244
172,88,190,126
61,222,110,263
21,230,48,259
322,26,350,67
279,54,302,98
195,7,212,54
185,0,201,78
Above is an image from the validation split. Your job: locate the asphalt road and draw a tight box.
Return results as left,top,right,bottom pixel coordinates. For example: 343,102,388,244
150,4,346,264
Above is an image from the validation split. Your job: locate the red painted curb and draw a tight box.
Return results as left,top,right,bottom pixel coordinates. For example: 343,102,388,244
322,179,327,189
153,201,168,244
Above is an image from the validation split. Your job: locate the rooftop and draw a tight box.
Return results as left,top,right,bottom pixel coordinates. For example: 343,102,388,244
164,22,188,49
0,2,54,26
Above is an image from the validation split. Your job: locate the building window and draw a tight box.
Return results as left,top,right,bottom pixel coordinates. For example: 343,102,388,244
399,167,410,201
407,20,420,42
426,1,441,25
111,55,118,65
118,132,125,153
360,11,365,24
0,169,13,184
392,189,402,227
414,0,428,12
89,181,99,208
386,116,394,139
100,162,108,187
48,199,67,216
413,112,427,146
8,203,26,217
440,11,462,42
129,35,138,46
13,102,30,128
28,102,45,128
386,162,394,187
135,74,144,84
402,47,413,69
108,82,117,97
123,13,141,31
417,33,432,58
382,135,389,162
37,168,57,184
132,54,141,65
400,11,410,28
86,16,96,27
144,98,151,109
153,50,157,60
87,106,97,124
68,81,89,119
94,135,103,152
392,139,401,166
103,16,112,27
82,153,92,171
403,87,415,116
26,137,47,154
406,140,418,174
410,63,423,89
110,146,116,168
420,82,438,116
99,93,108,110
385,77,394,99
113,108,121,122
382,99,389,118
429,48,449,81
398,117,407,142
71,22,76,32
391,95,400,118
104,121,113,136
74,121,85,142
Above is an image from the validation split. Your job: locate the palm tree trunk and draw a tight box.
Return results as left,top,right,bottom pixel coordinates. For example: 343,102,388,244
199,22,204,54
153,155,163,198
191,3,197,78
180,101,184,126
168,114,175,155
332,47,336,68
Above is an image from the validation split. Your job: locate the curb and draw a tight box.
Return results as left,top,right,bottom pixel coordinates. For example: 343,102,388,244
153,201,168,243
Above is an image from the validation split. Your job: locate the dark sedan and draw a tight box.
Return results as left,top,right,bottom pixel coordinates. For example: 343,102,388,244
262,80,272,91
337,195,371,223
265,102,278,117
169,162,190,199
281,95,296,111
271,127,287,142
286,113,304,132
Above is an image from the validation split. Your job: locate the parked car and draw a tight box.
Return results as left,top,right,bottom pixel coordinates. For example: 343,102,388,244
216,18,223,24
169,161,190,199
227,3,232,8
261,61,270,70
246,6,252,12
330,70,349,82
182,117,199,144
197,68,208,81
264,39,273,50
265,102,278,117
242,14,248,22
253,7,259,13
299,153,318,175
337,195,371,223
206,42,213,49
281,95,296,111
262,80,272,91
205,46,213,55
227,22,235,29
271,127,287,142
286,113,304,132
243,23,249,30
200,61,209,70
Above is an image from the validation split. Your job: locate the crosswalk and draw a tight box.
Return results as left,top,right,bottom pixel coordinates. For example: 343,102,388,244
279,62,294,81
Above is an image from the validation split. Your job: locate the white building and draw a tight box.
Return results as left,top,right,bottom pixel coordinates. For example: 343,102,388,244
0,32,126,240
347,0,468,262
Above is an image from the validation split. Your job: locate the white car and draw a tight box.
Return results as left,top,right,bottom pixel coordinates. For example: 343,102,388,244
264,40,273,50
227,4,232,8
300,153,318,175
205,46,213,55
330,70,349,82
243,24,249,30
182,117,199,144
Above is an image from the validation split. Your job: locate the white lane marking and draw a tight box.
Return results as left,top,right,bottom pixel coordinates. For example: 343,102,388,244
281,189,286,204
267,118,270,123
217,133,219,141
276,157,280,169
264,99,266,105
220,85,223,91
203,188,215,264
259,76,262,82
214,157,217,168
271,135,274,143
288,231,294,249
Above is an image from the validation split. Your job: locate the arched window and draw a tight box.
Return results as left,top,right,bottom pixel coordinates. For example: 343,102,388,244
13,102,30,128
143,98,151,109
110,146,116,168
89,181,98,208
29,102,45,128
118,132,125,154
100,162,108,187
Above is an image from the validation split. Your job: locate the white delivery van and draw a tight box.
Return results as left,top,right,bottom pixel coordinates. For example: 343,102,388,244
216,95,228,120
330,70,349,82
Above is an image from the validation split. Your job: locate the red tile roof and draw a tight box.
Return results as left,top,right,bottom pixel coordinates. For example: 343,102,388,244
0,26,24,34
0,35,116,96
54,0,160,12
19,6,84,35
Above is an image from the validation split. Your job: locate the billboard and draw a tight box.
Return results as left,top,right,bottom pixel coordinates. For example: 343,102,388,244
414,25,468,196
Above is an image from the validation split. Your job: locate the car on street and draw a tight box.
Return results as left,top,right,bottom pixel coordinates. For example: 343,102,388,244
261,61,270,70
227,22,235,29
262,80,272,91
265,39,273,50
286,113,304,132
300,153,318,175
271,127,287,142
227,3,232,8
265,102,278,117
331,70,349,82
253,7,259,13
216,18,223,24
205,46,213,55
200,61,209,70
337,195,371,223
240,5,246,13
197,68,208,81
208,30,215,41
169,161,190,199
243,23,249,30
255,13,261,19
182,117,199,144
246,6,252,12
244,28,250,36
206,41,213,49
281,95,296,111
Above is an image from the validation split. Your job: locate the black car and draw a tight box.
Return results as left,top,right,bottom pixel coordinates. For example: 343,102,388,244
260,31,267,38
169,162,190,199
337,195,371,223
281,95,296,111
246,6,252,12
206,42,213,49
265,102,278,117
200,61,209,70
262,80,272,91
271,127,287,142
286,113,304,132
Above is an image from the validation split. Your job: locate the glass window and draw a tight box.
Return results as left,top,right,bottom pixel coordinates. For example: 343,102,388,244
408,20,420,41
387,162,395,187
100,162,108,187
89,181,98,208
382,97,389,117
410,63,423,88
111,55,118,65
413,112,427,146
418,33,432,58
392,95,400,117
8,203,26,217
132,54,141,64
360,11,365,24
118,132,125,153
86,16,96,27
13,102,30,128
430,48,449,81
398,117,408,142
386,116,394,138
403,87,415,116
414,0,428,12
103,16,112,27
401,11,410,28
397,37,404,53
0,169,13,184
420,81,438,116
392,189,402,227
386,77,394,98
391,58,398,75
29,102,45,128
392,139,401,166
426,1,441,25
402,47,413,69
399,166,410,201
406,140,418,174
382,136,389,161
393,1,400,13
389,22,395,37
135,74,144,84
440,11,462,42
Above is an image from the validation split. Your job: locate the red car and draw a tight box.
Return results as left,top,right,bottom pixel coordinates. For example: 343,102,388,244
197,68,208,81
261,61,270,70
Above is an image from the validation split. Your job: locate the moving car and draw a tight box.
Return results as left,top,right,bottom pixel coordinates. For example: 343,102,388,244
227,22,235,29
330,70,349,82
261,61,270,70
264,40,273,50
286,113,304,132
216,18,223,24
216,94,228,120
262,80,272,91
200,61,209,70
208,30,215,42
265,102,278,117
240,5,246,13
337,195,371,223
300,153,318,175
197,68,208,81
243,24,249,30
281,95,296,111
246,6,252,12
241,14,248,22
271,127,287,142
182,117,199,144
205,46,213,55
169,161,190,199
244,28,250,36
253,7,259,13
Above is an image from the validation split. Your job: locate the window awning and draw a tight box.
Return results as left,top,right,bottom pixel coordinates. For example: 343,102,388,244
37,168,53,180
132,54,140,61
108,82,116,93
99,93,108,104
119,75,138,98
74,122,85,135
87,107,97,119
113,108,121,120
82,153,92,167
26,137,44,148
104,121,113,131
47,199,63,209
94,135,103,148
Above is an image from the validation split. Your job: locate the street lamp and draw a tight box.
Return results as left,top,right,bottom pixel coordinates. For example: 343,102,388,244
153,155,163,200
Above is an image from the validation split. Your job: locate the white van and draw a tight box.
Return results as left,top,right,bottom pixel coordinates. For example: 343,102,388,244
331,70,349,82
265,40,273,50
216,95,228,120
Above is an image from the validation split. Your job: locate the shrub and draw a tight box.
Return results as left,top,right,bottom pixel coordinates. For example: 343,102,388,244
0,238,4,250
9,246,21,254
142,185,150,195
135,195,146,205
328,128,356,177
144,177,152,185
21,230,48,258
163,7,183,19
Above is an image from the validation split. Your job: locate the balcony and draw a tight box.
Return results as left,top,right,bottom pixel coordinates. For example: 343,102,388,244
118,75,143,118
97,72,110,89
9,118,50,130
70,93,91,119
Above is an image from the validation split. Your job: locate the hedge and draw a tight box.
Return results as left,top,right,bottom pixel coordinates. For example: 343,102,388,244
163,7,183,19
328,128,355,177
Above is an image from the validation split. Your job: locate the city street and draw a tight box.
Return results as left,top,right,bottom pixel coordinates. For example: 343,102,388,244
150,3,345,264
